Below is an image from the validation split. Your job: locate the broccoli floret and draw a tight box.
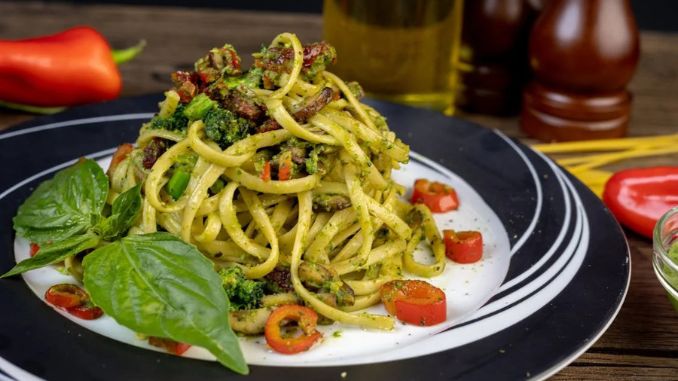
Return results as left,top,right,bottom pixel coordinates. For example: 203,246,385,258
306,146,320,174
306,145,331,175
219,266,265,311
203,107,253,149
222,68,263,90
182,93,216,120
148,103,189,133
173,152,197,173
242,68,263,88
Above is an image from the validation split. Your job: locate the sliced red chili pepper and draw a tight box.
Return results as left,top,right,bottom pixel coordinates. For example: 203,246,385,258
260,160,272,182
602,166,678,239
45,284,89,309
175,342,192,355
380,280,446,326
278,157,293,181
443,230,483,264
67,303,104,320
148,336,192,355
29,243,40,257
265,304,322,354
44,284,104,320
410,179,459,213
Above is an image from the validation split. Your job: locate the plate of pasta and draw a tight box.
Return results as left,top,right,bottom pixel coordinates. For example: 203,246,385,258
0,33,629,381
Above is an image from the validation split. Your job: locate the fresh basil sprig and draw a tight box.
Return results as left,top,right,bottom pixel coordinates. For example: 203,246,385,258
1,232,100,278
3,158,249,374
96,184,142,240
13,159,108,244
83,233,248,374
2,160,141,278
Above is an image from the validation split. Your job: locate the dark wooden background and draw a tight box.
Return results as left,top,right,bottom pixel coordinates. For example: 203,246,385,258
1,2,677,380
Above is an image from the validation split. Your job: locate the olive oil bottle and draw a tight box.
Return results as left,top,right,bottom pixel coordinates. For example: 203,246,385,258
323,0,464,114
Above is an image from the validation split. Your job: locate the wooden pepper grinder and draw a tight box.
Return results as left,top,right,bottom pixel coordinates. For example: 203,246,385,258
521,0,640,141
458,0,540,116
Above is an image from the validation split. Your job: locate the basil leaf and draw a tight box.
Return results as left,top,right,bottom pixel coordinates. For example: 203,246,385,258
82,233,248,374
97,184,142,240
1,232,100,278
13,159,108,244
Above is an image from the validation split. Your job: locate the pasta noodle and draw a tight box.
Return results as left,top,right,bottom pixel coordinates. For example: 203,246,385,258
108,33,447,331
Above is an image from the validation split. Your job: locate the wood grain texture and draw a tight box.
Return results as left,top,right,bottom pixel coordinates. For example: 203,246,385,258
1,2,677,380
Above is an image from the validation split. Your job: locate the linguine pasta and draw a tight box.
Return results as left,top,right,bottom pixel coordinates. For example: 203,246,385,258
107,33,446,331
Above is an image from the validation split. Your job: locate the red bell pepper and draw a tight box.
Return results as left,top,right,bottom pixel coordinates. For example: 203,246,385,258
278,157,293,181
260,160,272,182
0,26,143,112
602,166,678,239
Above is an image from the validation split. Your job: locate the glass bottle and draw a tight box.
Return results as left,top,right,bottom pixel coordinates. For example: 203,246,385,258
323,0,464,114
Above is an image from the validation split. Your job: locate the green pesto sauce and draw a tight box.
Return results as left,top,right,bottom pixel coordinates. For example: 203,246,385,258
666,241,678,286
664,241,678,310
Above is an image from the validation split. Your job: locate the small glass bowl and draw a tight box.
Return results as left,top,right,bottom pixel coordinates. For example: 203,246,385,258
653,206,678,312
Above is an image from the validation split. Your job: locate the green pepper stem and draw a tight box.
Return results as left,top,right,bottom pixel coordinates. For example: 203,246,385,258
0,100,65,115
111,40,146,65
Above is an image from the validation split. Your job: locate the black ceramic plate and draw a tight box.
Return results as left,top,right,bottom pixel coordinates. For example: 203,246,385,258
0,95,630,381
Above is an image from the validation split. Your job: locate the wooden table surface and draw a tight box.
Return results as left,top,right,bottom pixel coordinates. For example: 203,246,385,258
1,2,677,380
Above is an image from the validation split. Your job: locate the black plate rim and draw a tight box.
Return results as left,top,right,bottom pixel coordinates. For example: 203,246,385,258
0,94,631,381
